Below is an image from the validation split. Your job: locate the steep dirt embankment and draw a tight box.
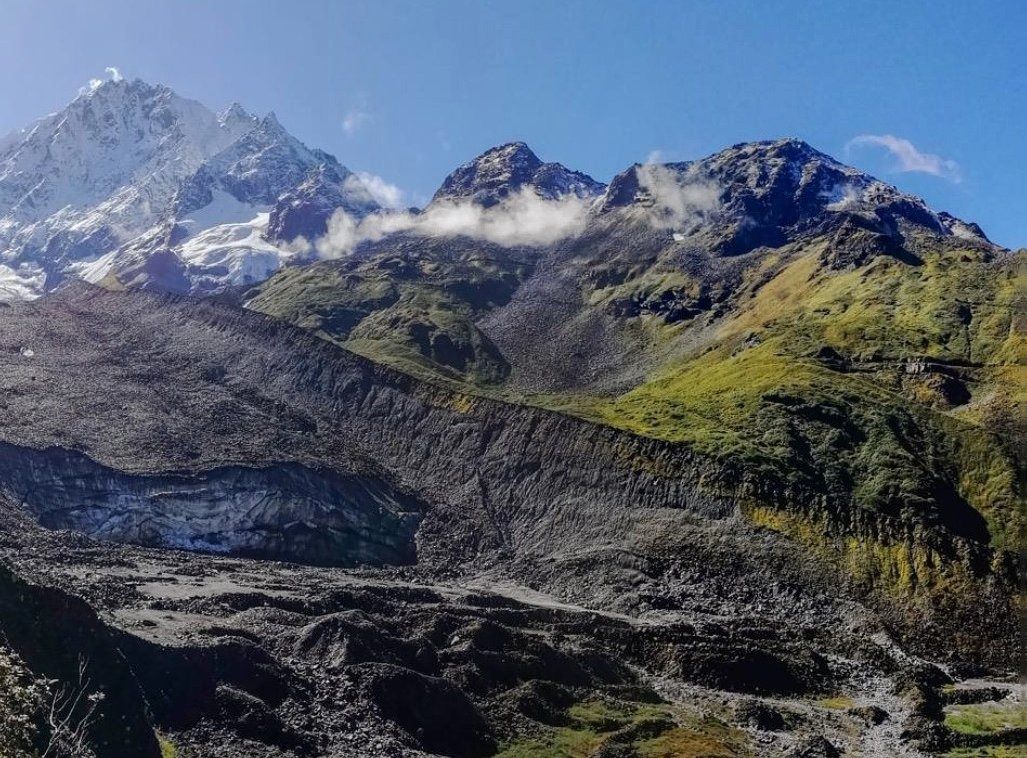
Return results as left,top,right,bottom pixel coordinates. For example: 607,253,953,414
0,284,746,563
0,284,1014,662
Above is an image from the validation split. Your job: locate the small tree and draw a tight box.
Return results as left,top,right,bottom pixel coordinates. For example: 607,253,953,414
40,657,103,758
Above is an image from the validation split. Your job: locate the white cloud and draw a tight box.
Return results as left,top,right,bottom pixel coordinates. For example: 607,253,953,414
315,187,591,259
352,172,405,209
79,78,104,95
78,67,123,95
845,134,961,182
342,109,371,136
636,160,721,232
824,183,863,212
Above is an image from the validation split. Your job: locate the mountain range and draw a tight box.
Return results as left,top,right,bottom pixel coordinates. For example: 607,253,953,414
0,78,381,298
0,79,1022,758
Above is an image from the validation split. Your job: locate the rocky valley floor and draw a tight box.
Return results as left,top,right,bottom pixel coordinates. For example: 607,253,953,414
1,512,1022,758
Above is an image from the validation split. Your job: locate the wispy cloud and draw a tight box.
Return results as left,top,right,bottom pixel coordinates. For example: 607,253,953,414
342,109,371,136
349,172,405,209
80,79,104,95
79,66,124,95
845,134,961,182
636,156,721,232
314,187,591,258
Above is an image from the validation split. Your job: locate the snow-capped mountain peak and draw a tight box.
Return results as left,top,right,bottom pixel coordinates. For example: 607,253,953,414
0,78,380,299
217,102,258,131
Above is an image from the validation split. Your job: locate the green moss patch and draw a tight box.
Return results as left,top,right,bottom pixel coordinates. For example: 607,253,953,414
945,701,1027,735
496,698,749,757
157,734,178,758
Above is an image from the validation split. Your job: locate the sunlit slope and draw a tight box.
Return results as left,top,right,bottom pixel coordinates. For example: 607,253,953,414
562,239,1023,655
246,236,533,385
587,240,1023,538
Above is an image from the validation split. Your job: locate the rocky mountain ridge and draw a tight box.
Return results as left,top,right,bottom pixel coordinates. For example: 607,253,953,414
595,138,992,252
430,141,606,207
0,78,998,306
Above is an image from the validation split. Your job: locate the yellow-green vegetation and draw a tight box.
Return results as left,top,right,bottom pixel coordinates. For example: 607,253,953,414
634,718,749,758
817,696,855,710
945,701,1027,735
794,243,1018,363
944,748,1027,757
583,244,1024,551
746,501,988,599
548,242,1023,660
592,338,821,452
496,728,603,757
157,733,178,758
495,698,749,758
586,266,700,308
247,238,531,385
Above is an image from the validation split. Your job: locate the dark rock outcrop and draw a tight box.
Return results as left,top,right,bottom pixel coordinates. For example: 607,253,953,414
432,142,604,207
359,663,496,756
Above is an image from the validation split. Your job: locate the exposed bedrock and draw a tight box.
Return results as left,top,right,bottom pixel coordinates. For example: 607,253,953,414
0,442,425,566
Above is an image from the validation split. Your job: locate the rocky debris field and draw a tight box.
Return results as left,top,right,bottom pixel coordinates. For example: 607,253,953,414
3,510,1023,757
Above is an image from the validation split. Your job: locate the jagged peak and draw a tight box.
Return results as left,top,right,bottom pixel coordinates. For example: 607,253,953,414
233,111,298,148
72,76,168,104
937,211,991,244
433,141,604,207
727,137,825,157
474,141,542,164
261,111,283,129
218,102,254,125
440,142,545,184
495,140,533,151
596,138,991,247
711,138,854,174
598,138,870,212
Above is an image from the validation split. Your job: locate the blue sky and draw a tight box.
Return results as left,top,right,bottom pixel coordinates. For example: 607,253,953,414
1,0,1023,246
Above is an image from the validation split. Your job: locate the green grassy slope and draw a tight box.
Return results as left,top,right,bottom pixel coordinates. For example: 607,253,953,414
246,237,534,386
582,240,1024,544
554,239,1024,657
